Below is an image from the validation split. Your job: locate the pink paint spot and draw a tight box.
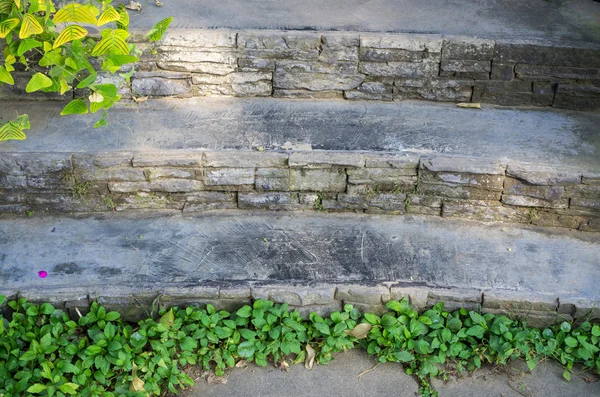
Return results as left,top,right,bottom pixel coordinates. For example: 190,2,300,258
38,271,48,279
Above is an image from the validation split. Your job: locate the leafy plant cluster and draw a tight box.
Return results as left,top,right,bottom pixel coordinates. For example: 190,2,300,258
0,0,172,141
0,294,598,397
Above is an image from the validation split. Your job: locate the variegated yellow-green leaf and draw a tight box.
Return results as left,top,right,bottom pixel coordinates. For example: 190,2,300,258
17,38,42,56
0,66,13,85
19,14,43,39
89,91,104,113
60,99,88,115
13,0,21,9
0,18,19,39
53,4,98,24
59,78,70,95
116,4,129,30
52,25,88,49
101,28,129,40
91,32,129,56
0,115,29,142
97,5,120,26
146,16,172,42
25,72,52,93
0,1,14,14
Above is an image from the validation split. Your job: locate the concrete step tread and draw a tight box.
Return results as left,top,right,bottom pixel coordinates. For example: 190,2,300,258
1,98,598,172
124,0,600,45
0,211,598,322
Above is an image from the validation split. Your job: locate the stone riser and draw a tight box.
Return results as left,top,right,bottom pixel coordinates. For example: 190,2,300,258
2,282,595,327
1,150,598,231
2,30,599,109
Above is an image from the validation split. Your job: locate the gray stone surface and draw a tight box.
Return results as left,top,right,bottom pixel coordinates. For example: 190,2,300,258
0,212,598,304
126,0,600,44
1,99,599,172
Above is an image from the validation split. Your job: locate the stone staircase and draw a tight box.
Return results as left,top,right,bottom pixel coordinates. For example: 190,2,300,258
0,0,599,325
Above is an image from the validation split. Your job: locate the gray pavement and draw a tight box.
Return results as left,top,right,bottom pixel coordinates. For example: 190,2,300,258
179,349,600,397
0,211,598,301
125,0,600,44
1,98,599,171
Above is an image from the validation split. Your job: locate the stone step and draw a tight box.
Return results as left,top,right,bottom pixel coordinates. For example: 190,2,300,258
0,98,599,231
0,211,598,325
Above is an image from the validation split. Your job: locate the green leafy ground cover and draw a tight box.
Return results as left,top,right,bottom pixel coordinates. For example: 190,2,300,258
0,295,598,396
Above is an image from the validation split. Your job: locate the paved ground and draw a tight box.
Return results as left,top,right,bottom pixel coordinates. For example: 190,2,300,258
1,99,598,171
125,0,600,44
179,349,600,397
0,211,598,301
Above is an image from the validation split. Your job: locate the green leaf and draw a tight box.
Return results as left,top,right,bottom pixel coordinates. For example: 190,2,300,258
94,117,107,128
393,350,415,363
146,16,173,42
53,4,98,24
180,336,197,352
27,384,47,393
364,313,380,325
60,99,88,115
159,308,175,328
418,315,433,325
0,18,20,39
313,322,330,335
564,337,578,348
236,306,253,318
104,322,116,340
17,38,42,56
27,305,39,316
76,72,97,89
40,302,55,315
105,311,120,321
466,325,486,339
414,340,430,355
19,14,44,39
53,25,88,49
91,29,130,56
237,341,255,358
592,325,600,337
97,6,120,26
0,66,14,85
560,322,571,333
58,383,79,395
469,311,486,326
563,369,571,381
26,73,53,93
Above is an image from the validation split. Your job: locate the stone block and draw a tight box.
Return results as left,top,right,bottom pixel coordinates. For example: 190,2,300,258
251,284,336,306
237,58,276,71
472,80,553,106
344,91,393,101
582,172,600,185
73,153,134,169
421,156,506,175
506,164,581,185
28,194,108,212
442,37,495,60
79,168,147,182
419,182,501,200
420,170,504,190
389,286,429,310
289,152,365,168
293,303,345,319
360,34,443,52
570,198,600,211
219,285,252,300
159,29,236,48
531,211,586,229
349,303,389,316
289,169,347,192
359,61,439,78
239,33,322,51
109,179,204,193
335,285,391,305
428,289,482,312
346,177,416,194
133,153,203,168
515,64,600,81
204,151,287,168
275,60,358,74
393,86,472,102
347,168,417,184
501,195,568,209
131,77,191,97
565,184,600,199
27,174,73,192
442,201,530,223
191,72,272,85
364,153,419,169
193,81,272,97
503,177,565,200
355,81,393,94
275,89,344,99
159,50,237,64
238,192,300,210
256,168,290,191
183,191,236,204
116,192,184,211
0,174,27,189
493,42,600,68
491,63,514,81
273,71,364,91
336,193,405,213
144,168,195,180
553,84,600,111
204,168,255,187
441,60,491,73
359,47,440,63
0,153,72,175
406,194,443,208
183,201,238,212
158,61,237,75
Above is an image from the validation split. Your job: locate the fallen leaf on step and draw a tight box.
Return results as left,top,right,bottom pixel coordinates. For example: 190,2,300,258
235,360,248,368
305,344,315,370
132,96,148,103
130,361,145,392
155,0,164,6
346,323,372,339
125,1,142,10
456,102,481,109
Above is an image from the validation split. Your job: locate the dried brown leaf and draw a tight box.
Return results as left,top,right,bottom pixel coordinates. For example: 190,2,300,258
235,360,248,369
305,344,315,370
346,323,372,339
130,361,145,392
125,1,142,10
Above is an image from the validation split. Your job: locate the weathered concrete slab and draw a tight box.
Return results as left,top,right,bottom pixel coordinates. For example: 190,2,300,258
0,212,598,302
0,98,598,171
125,0,600,44
178,350,600,397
